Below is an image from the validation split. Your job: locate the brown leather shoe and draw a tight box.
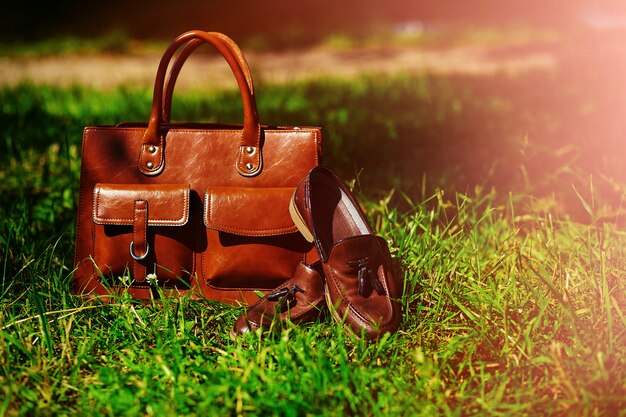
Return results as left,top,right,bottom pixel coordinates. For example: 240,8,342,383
231,261,325,337
289,166,402,339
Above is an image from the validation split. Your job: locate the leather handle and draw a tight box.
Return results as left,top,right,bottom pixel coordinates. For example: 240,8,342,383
162,34,255,122
140,30,262,177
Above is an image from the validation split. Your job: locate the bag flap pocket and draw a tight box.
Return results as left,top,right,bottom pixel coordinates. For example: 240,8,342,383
204,187,297,236
93,183,190,226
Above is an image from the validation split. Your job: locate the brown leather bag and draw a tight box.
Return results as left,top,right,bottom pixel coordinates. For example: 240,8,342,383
72,30,321,305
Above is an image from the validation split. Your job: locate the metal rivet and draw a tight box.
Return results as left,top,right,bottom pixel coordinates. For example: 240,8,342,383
148,146,156,154
246,146,254,154
146,162,154,169
245,162,254,171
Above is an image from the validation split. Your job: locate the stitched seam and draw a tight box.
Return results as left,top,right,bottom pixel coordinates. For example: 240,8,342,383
236,147,246,174
165,129,319,134
138,134,164,174
131,203,137,262
208,223,297,235
255,124,261,169
309,130,319,165
92,185,101,227
93,188,189,225
206,282,278,291
205,191,297,235
130,206,140,280
132,201,147,280
84,128,144,133
84,127,320,134
94,218,186,224
327,268,373,324
203,192,209,226
327,267,394,328
156,134,164,169
74,128,89,270
131,201,139,254
378,264,394,322
169,129,248,134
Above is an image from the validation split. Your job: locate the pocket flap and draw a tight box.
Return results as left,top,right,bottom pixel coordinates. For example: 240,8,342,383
93,183,190,226
204,187,298,236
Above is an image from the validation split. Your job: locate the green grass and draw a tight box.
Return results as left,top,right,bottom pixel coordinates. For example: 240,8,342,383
1,71,626,415
0,31,167,58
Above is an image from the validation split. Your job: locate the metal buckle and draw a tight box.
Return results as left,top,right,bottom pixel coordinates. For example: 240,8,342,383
129,241,149,261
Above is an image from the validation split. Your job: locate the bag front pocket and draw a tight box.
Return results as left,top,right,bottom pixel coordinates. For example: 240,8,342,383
202,186,312,290
92,183,195,288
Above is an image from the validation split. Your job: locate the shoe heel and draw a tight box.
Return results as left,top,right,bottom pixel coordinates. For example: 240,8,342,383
289,192,315,243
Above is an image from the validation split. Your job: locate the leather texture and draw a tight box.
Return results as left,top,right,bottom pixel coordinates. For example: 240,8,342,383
231,261,325,336
131,199,148,282
291,166,402,339
204,187,298,236
93,183,190,226
73,30,320,304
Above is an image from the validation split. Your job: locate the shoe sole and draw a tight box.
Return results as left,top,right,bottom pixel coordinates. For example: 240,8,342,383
289,192,315,243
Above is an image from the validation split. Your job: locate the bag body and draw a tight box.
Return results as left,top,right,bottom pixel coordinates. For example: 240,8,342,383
72,31,321,305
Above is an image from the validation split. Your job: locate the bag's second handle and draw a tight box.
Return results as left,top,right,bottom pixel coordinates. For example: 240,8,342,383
140,30,262,177
162,34,255,122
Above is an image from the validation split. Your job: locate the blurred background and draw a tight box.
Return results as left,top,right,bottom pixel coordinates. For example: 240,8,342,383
2,0,626,223
3,0,626,43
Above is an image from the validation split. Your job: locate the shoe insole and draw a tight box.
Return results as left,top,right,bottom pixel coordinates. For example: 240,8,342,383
311,178,371,255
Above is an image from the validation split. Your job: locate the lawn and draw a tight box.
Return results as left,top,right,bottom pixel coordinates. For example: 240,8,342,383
1,58,626,416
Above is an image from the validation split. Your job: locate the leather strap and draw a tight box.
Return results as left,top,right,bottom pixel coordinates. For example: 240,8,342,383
131,199,149,282
162,34,254,121
140,30,262,177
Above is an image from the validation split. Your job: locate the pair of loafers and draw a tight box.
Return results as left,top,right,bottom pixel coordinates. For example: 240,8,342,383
232,166,402,340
